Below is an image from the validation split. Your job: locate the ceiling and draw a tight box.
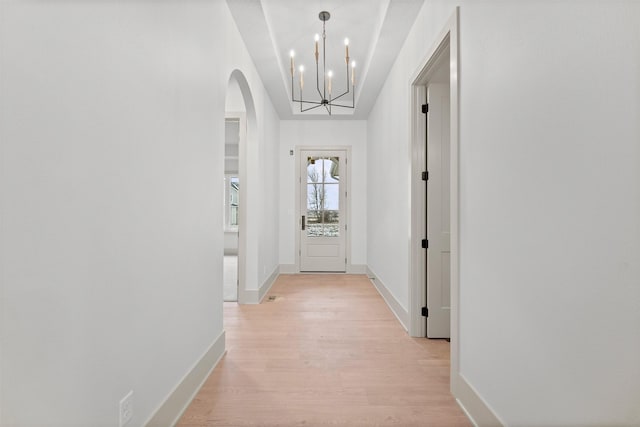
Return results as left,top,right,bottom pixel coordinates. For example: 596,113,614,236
226,0,425,119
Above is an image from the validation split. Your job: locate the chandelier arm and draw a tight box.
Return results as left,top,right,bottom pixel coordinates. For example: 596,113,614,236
292,97,324,105
301,103,325,113
331,90,350,101
316,60,323,100
325,103,355,109
346,63,350,94
349,66,355,108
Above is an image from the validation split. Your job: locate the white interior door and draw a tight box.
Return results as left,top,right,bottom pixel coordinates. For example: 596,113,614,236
299,150,347,272
426,83,451,338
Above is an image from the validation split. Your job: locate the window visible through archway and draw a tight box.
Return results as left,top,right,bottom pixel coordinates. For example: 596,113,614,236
225,175,239,230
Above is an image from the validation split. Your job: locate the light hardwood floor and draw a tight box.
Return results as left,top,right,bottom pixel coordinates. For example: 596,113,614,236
178,274,471,426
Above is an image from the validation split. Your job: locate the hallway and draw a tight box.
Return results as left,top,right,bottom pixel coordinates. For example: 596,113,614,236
178,274,470,426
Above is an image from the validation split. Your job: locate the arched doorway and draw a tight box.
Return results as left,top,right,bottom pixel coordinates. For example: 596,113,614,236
224,70,257,304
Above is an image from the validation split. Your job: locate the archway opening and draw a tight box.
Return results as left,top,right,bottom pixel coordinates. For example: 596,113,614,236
224,70,257,304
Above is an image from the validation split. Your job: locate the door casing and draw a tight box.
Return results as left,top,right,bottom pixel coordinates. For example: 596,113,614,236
225,111,246,303
409,7,460,394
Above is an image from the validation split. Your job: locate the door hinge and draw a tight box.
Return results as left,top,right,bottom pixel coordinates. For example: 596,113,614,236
421,239,428,249
421,104,429,114
421,171,429,181
421,306,429,317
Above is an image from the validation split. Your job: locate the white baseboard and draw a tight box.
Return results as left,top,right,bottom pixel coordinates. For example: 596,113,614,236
279,264,297,274
258,266,279,303
279,264,366,274
243,266,280,304
145,331,225,427
366,266,409,331
347,264,367,274
453,373,503,427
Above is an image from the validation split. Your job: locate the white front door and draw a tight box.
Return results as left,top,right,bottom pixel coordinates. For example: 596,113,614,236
426,83,451,338
299,150,347,272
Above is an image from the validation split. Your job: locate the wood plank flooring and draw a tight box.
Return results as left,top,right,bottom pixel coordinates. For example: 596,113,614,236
178,274,471,426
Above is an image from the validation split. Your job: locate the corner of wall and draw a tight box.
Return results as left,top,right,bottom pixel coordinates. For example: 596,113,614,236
453,373,504,427
278,264,297,274
258,266,279,303
347,264,367,274
366,266,409,331
144,331,226,427
242,265,280,304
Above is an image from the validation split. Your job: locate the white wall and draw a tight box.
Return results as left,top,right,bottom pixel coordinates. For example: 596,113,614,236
0,1,279,425
225,77,245,113
258,98,281,283
279,121,367,269
368,0,640,425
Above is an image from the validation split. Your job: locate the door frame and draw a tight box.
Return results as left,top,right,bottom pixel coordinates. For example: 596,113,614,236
409,6,460,389
295,146,351,273
225,111,246,303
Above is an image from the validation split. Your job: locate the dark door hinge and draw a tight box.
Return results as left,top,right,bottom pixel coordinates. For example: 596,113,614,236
421,171,429,181
421,307,429,317
421,104,429,114
421,239,428,249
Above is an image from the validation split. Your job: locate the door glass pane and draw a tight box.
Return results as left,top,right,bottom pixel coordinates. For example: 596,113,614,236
323,184,339,237
307,157,323,183
325,157,340,184
307,184,322,237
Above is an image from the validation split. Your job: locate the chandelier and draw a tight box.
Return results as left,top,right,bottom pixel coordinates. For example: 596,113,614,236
289,11,356,115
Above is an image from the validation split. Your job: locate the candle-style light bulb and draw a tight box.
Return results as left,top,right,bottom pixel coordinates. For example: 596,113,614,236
289,50,295,76
299,65,304,90
351,61,356,86
327,70,333,95
314,34,319,62
344,38,350,63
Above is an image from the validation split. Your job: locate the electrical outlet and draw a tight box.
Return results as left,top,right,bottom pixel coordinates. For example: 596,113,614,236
119,390,133,427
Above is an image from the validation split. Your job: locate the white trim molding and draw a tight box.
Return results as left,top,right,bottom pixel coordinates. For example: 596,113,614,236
367,266,409,331
347,264,367,274
242,266,280,304
144,331,225,427
454,374,504,427
278,264,297,274
258,266,279,303
226,110,248,305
